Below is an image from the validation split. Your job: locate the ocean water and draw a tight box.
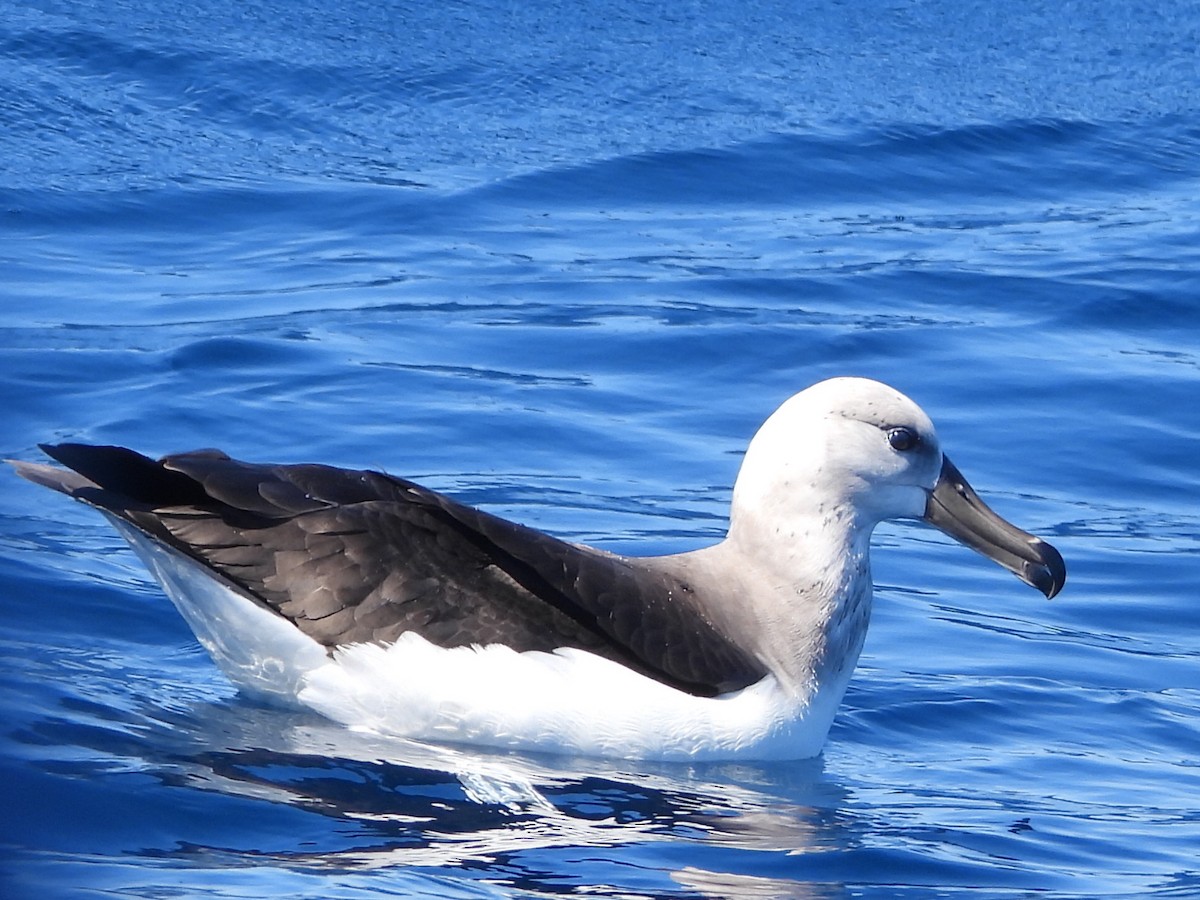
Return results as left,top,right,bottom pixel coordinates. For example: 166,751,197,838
2,0,1199,897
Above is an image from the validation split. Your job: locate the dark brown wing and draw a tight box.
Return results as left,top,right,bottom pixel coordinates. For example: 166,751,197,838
19,443,768,697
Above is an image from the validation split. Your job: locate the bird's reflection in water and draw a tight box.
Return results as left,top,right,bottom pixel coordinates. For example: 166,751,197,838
139,698,860,898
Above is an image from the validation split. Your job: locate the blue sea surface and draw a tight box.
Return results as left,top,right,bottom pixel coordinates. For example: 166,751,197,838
2,0,1199,897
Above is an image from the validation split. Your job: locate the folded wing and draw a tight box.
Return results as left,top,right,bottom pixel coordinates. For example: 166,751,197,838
17,444,768,697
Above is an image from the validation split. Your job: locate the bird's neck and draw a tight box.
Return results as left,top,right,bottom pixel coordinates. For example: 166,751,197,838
717,498,878,700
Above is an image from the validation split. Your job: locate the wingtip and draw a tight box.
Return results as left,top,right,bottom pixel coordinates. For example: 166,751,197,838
36,441,73,460
5,443,70,471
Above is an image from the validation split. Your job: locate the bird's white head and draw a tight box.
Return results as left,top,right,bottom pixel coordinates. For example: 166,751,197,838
730,377,942,536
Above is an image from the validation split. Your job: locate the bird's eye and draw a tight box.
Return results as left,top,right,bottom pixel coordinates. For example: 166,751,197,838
887,427,919,452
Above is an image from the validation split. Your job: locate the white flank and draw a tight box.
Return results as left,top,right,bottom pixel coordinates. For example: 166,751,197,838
301,637,846,762
108,516,327,704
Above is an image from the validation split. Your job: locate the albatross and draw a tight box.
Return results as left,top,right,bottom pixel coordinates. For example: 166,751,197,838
9,377,1065,760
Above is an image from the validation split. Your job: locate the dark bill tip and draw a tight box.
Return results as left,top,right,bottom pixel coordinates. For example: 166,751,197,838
1022,538,1067,599
924,456,1066,599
